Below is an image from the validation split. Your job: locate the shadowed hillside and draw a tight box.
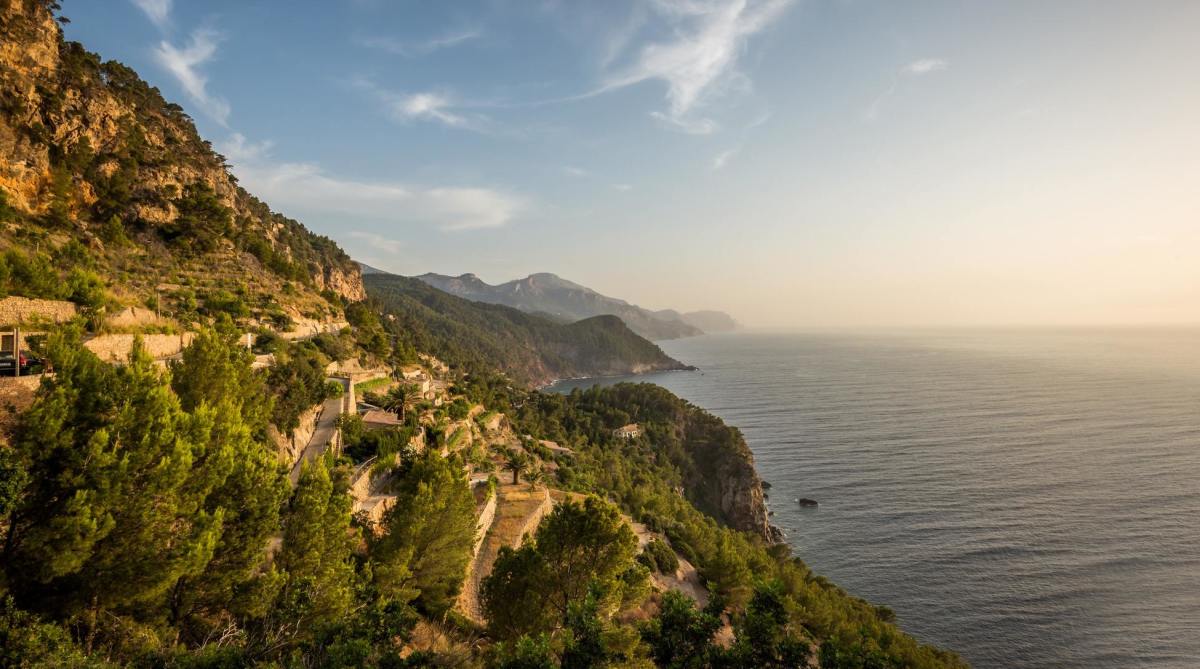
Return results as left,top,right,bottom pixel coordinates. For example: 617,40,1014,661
366,272,691,386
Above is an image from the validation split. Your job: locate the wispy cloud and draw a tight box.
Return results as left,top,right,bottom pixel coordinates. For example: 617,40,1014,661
864,57,949,121
711,146,740,171
219,132,272,163
563,166,589,177
355,79,497,134
154,28,230,125
392,92,471,127
358,27,482,57
613,183,633,192
650,111,718,135
349,231,405,254
902,58,949,76
217,134,526,231
131,0,171,29
599,0,794,134
351,2,791,137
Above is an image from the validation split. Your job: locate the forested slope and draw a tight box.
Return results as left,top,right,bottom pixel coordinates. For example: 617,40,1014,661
366,272,690,386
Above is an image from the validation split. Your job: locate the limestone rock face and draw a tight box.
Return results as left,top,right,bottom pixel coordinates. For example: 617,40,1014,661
648,399,781,544
320,262,367,301
0,0,57,213
703,427,780,543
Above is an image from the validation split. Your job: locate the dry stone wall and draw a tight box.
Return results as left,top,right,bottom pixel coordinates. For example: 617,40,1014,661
82,333,195,362
0,297,77,326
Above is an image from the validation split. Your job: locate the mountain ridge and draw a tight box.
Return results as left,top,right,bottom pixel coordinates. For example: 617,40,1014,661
365,272,693,386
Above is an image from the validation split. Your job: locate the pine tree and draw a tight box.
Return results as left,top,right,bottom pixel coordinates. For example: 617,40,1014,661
271,457,358,642
528,497,637,621
166,323,288,641
372,451,476,616
170,317,271,437
2,331,230,642
640,590,722,669
482,497,638,640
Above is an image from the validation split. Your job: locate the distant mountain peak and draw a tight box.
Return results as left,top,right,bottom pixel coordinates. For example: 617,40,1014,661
358,262,390,275
416,271,732,340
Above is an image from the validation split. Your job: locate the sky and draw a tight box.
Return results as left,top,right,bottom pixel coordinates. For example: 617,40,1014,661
61,0,1200,328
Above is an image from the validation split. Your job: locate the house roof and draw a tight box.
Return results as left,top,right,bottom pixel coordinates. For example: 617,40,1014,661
362,409,402,427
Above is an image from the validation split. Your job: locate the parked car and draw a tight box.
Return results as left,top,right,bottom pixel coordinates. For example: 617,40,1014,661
0,352,43,376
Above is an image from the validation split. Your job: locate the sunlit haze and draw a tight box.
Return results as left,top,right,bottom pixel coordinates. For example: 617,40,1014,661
67,0,1200,327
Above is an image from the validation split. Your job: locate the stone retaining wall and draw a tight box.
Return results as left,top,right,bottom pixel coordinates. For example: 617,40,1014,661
0,375,44,421
83,333,196,362
269,404,320,466
106,306,167,329
472,489,498,557
278,319,349,341
0,296,77,326
515,487,553,545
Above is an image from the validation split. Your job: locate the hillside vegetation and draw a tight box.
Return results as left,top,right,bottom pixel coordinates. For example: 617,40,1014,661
0,0,362,330
366,272,691,386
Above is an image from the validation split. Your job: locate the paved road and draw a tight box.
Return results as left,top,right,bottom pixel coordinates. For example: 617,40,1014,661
289,378,352,484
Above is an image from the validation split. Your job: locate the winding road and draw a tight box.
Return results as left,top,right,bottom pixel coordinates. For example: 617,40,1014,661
288,377,352,484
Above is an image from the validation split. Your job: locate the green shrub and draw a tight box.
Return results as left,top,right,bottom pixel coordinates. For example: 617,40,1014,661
0,189,18,223
65,268,108,310
1,249,63,300
447,398,470,421
640,538,679,575
201,289,249,318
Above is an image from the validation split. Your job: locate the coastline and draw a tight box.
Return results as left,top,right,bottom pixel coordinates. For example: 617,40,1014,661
544,368,785,544
536,365,699,392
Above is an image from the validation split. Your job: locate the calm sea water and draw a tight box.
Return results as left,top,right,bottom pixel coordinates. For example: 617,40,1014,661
551,329,1200,669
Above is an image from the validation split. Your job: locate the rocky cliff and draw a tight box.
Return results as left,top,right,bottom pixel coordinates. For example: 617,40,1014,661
676,404,780,542
560,382,779,543
0,0,363,314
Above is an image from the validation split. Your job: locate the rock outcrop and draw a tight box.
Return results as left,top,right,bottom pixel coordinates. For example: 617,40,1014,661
681,415,781,543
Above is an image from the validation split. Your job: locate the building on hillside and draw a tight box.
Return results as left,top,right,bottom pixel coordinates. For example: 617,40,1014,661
362,409,403,431
540,439,574,455
613,423,642,439
399,364,424,380
418,353,449,374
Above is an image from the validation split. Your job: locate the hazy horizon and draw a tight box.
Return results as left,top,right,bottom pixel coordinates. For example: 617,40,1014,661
65,0,1200,328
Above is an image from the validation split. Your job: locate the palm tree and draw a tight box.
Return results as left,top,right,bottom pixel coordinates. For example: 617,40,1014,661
381,383,422,421
524,466,543,491
503,449,528,485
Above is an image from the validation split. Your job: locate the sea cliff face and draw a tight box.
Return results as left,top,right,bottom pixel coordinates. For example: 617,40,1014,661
679,409,780,542
548,382,778,543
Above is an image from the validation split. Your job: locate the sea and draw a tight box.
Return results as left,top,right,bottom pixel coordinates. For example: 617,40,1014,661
549,329,1200,669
